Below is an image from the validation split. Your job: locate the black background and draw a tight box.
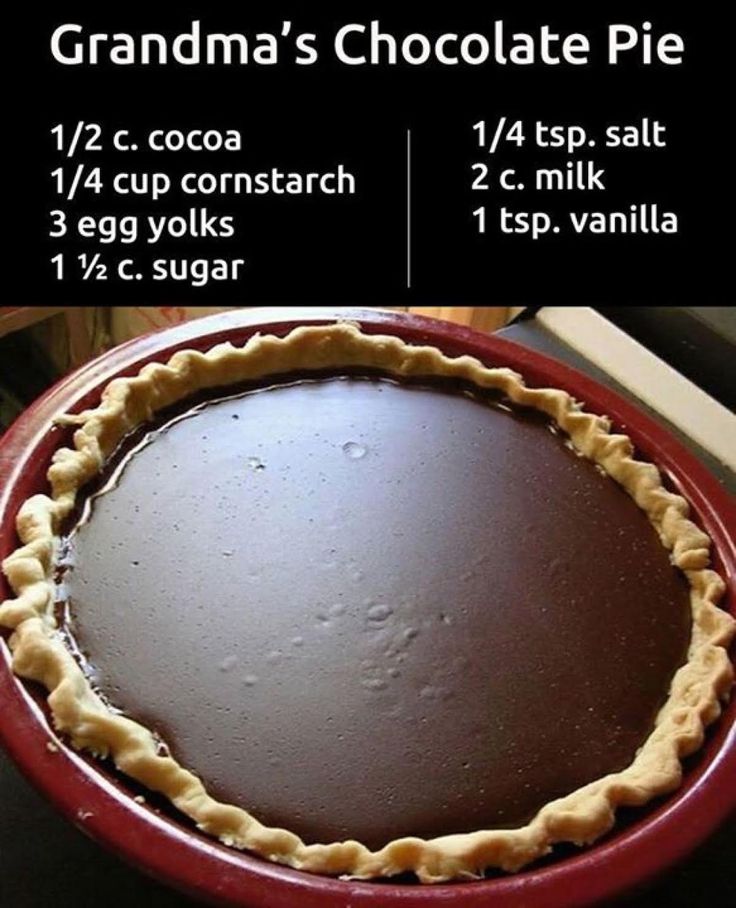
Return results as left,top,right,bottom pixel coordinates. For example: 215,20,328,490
6,3,732,305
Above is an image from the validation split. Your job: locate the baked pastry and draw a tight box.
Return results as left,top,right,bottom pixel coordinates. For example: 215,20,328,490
1,321,733,883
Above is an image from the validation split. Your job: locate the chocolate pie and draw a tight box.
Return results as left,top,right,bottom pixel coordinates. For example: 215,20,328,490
1,322,733,882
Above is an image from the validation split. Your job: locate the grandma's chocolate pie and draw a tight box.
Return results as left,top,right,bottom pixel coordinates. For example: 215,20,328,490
1,322,733,883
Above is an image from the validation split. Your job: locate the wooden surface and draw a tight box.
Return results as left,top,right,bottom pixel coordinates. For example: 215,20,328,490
409,306,509,332
0,306,65,336
0,306,94,367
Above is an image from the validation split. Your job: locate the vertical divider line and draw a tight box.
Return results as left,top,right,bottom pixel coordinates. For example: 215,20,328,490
406,128,412,290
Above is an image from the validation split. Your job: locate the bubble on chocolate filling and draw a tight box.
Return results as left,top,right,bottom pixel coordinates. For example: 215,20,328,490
367,603,393,623
342,441,368,459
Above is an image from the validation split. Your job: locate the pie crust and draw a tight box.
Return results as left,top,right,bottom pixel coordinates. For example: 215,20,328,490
1,321,733,883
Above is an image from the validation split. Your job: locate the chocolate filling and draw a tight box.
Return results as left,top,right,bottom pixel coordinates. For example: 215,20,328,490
60,375,692,849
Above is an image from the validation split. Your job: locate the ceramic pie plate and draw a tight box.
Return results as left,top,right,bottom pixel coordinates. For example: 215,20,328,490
0,307,734,908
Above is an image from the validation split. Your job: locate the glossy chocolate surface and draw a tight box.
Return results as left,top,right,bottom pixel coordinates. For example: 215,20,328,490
61,376,692,848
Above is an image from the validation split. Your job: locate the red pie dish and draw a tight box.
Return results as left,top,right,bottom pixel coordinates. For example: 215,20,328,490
0,307,734,907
